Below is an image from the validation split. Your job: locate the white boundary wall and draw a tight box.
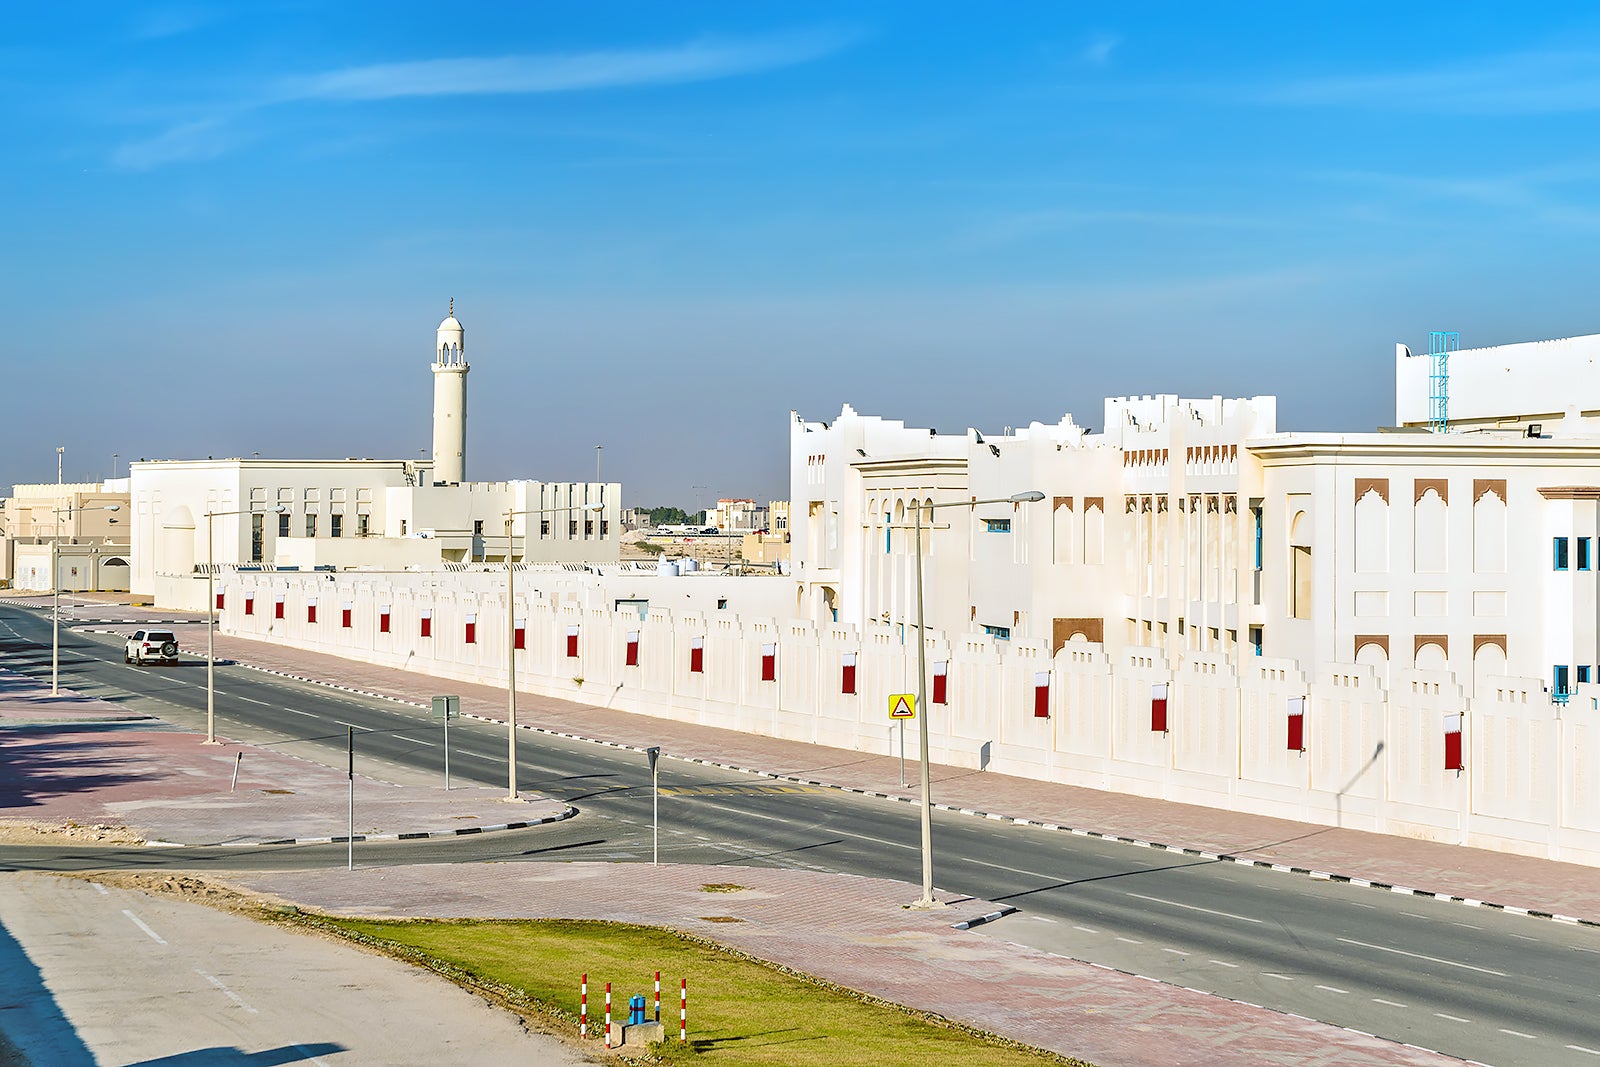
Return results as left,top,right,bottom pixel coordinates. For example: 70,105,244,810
220,570,1600,867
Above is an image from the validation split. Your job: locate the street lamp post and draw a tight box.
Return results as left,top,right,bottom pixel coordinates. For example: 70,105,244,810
51,502,120,696
909,490,1043,908
502,500,604,799
203,505,286,744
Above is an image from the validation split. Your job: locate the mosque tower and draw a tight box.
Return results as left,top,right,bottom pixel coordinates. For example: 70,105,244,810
431,299,469,485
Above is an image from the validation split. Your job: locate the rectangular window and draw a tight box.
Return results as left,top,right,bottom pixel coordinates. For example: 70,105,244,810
251,514,264,562
1252,506,1264,570
278,513,290,538
1555,664,1571,694
600,520,609,537
244,595,254,616
330,514,343,538
569,520,578,537
420,611,431,638
473,520,483,537
464,614,476,644
932,661,948,704
585,520,595,537
513,620,526,650
306,599,317,624
274,596,285,620
981,624,1011,641
1444,711,1464,770
341,604,352,629
541,519,550,537
1151,683,1169,733
215,592,224,610
1581,538,1592,571
305,514,317,538
760,643,776,681
984,518,1012,534
1555,536,1571,571
841,652,857,695
566,626,579,658
885,514,892,554
690,636,704,674
356,513,370,537
1287,696,1306,752
1580,666,1592,685
379,607,391,634
625,631,640,667
1250,626,1263,657
1033,671,1050,718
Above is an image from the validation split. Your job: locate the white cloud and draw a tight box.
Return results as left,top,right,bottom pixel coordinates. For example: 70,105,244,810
1081,33,1121,67
111,118,236,170
276,30,858,102
1266,50,1600,114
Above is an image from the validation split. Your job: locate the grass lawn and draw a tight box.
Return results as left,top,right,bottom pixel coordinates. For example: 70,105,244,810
315,916,1092,1067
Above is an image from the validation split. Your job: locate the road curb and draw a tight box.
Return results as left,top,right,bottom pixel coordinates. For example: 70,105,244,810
951,905,1016,931
224,662,1600,930
144,804,578,848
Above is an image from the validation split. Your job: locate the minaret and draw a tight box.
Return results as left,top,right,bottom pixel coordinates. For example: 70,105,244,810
431,298,469,485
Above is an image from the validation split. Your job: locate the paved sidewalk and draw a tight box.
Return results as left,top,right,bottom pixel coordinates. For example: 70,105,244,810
170,626,1600,925
0,668,567,845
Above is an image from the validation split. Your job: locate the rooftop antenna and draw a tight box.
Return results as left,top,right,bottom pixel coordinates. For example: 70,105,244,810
1428,330,1458,433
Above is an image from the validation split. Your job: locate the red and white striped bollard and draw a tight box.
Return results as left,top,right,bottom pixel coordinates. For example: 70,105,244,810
680,977,687,1042
604,982,612,1047
654,970,661,1022
580,973,587,1039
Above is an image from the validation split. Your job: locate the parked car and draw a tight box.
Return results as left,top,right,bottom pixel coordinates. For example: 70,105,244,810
125,629,180,665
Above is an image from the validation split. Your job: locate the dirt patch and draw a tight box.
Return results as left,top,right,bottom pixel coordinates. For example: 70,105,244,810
59,871,293,916
0,820,145,846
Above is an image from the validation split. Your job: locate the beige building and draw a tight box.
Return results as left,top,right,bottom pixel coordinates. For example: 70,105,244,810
0,481,130,591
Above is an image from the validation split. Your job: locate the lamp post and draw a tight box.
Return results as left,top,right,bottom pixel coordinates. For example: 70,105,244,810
502,500,604,799
51,502,120,696
203,505,286,744
908,489,1043,908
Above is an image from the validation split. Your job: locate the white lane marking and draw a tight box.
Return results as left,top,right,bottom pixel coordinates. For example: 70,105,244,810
1337,937,1508,976
1115,936,1143,944
286,709,317,717
1435,1012,1472,1023
1567,1044,1600,1055
1511,933,1539,942
1372,998,1409,1008
1264,973,1294,981
395,735,435,747
1124,891,1263,924
293,1045,332,1067
334,721,361,729
1452,921,1481,930
1498,1029,1536,1040
196,968,258,1014
1161,947,1187,955
1314,984,1348,994
1349,902,1376,910
1073,925,1098,934
92,883,108,895
1030,915,1057,923
1209,959,1238,968
1572,946,1600,955
122,910,166,944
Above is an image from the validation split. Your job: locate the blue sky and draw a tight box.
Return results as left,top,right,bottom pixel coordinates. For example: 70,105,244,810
8,3,1600,504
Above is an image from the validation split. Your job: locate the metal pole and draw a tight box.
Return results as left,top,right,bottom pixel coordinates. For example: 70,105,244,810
899,720,906,788
206,511,218,743
652,757,660,866
347,726,354,871
914,499,936,907
51,537,59,695
443,710,450,790
506,513,518,800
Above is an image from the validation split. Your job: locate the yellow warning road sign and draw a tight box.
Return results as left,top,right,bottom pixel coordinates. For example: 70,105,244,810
888,693,916,719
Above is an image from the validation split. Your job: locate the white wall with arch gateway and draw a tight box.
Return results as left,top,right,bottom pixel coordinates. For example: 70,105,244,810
219,569,1600,868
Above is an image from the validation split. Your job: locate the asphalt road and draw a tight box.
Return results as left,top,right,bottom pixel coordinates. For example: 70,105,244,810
3,604,1598,1066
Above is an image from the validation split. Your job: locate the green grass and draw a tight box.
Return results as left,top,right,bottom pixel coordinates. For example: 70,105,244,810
313,916,1092,1067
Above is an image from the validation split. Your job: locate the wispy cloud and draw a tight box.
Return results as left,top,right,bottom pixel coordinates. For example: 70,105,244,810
1316,162,1600,228
277,30,856,102
112,28,859,170
1265,50,1600,114
1081,33,1121,67
967,206,1277,245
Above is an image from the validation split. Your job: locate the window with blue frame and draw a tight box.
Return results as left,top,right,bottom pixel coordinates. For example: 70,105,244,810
885,513,891,554
1580,666,1592,685
1249,626,1263,656
1555,537,1571,571
1252,506,1263,570
1555,664,1571,695
1581,538,1592,571
981,624,1011,640
985,518,1012,534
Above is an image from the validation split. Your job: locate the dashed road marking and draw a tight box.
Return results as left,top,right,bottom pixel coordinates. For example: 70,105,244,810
1337,937,1508,976
1567,1044,1600,1056
1264,973,1294,981
1072,925,1097,934
1114,936,1143,944
196,968,258,1014
1314,985,1348,994
1209,960,1238,968
1498,1029,1536,1040
122,909,166,945
1434,1013,1471,1024
1372,998,1408,1008
1124,891,1262,925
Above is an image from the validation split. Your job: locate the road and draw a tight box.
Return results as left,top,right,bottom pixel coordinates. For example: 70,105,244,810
0,871,596,1065
3,603,1598,1066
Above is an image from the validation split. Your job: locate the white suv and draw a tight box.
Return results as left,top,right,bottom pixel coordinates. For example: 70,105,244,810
125,629,180,666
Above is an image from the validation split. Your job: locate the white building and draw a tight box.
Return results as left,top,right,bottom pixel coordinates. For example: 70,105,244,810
132,305,620,609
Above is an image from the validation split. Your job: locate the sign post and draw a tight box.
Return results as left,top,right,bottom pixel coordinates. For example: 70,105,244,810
346,725,354,872
646,746,661,866
888,694,916,788
432,696,460,790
